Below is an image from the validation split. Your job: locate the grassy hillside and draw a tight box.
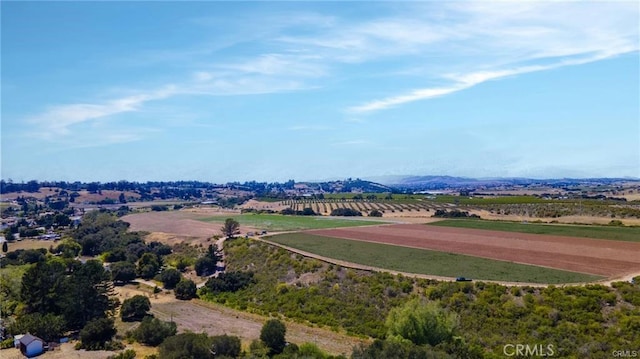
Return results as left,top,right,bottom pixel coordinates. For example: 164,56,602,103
201,237,640,357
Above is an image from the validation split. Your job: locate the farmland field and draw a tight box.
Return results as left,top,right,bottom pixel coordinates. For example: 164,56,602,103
429,219,640,242
199,214,387,231
304,224,640,277
280,198,448,216
267,233,601,283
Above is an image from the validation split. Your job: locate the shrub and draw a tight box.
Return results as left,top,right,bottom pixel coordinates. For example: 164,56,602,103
111,261,136,284
0,338,15,349
131,316,177,346
299,342,329,358
211,334,241,358
368,209,383,217
260,319,286,355
330,208,362,217
79,318,117,350
432,209,480,219
160,268,182,289
159,332,213,359
175,279,197,300
137,253,160,280
204,271,254,294
195,257,217,276
386,299,458,346
301,207,317,216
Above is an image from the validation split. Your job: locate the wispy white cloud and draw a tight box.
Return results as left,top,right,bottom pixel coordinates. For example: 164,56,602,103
219,53,327,77
28,86,177,139
349,49,634,113
344,2,638,113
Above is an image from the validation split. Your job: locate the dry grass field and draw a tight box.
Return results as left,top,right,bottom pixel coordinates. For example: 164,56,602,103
1,239,55,252
122,210,229,240
114,285,363,356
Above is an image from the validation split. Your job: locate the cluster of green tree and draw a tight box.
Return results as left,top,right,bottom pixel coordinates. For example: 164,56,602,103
36,212,72,227
368,209,383,217
72,211,143,256
1,179,42,193
432,209,480,219
0,248,48,266
202,237,640,357
0,179,213,203
1,211,211,353
329,208,362,217
281,207,317,216
69,212,182,286
5,257,120,349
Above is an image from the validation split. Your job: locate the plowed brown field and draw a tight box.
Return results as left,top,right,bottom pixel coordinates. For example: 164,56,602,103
306,224,640,276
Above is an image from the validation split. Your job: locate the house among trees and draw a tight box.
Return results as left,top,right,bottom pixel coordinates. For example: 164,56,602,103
15,333,45,357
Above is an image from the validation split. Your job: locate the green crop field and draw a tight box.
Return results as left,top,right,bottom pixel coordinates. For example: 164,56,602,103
266,233,602,283
429,219,640,242
199,214,386,231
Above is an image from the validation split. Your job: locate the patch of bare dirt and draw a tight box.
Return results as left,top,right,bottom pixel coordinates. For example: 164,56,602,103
122,211,222,239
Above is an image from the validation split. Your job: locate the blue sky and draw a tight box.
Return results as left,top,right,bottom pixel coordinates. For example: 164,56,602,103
2,1,639,183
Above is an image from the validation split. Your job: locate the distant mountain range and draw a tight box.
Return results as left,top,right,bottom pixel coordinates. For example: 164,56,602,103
364,175,640,190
